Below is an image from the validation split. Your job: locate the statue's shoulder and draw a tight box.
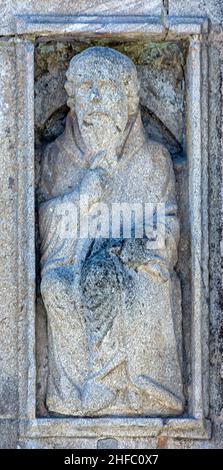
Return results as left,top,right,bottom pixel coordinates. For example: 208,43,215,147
40,130,81,201
40,135,64,201
147,139,173,171
144,139,174,185
43,133,66,175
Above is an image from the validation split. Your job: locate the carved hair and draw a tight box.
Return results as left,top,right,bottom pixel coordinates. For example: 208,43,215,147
65,46,140,118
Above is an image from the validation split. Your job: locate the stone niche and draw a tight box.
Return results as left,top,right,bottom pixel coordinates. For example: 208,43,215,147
11,15,210,448
35,38,189,417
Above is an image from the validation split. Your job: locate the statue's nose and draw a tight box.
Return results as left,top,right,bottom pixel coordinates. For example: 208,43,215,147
90,86,101,103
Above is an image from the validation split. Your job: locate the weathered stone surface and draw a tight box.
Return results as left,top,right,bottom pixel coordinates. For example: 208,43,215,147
169,0,223,27
0,41,18,420
97,438,118,449
0,0,162,36
0,40,19,448
33,33,210,445
0,1,222,450
18,0,162,15
34,40,185,156
208,41,223,441
39,46,184,418
2,0,223,36
0,1,15,35
19,436,158,449
0,420,18,449
34,39,187,420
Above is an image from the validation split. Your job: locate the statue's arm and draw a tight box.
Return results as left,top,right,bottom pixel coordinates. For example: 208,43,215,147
39,189,80,276
39,168,106,276
117,146,179,280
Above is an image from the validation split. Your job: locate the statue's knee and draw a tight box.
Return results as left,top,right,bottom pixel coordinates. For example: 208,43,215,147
40,269,68,304
87,257,113,282
82,257,118,313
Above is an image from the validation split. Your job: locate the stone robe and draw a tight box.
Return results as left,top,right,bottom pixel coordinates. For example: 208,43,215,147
39,111,184,416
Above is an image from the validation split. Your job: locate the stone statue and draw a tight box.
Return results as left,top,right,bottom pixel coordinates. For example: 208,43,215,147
39,47,184,416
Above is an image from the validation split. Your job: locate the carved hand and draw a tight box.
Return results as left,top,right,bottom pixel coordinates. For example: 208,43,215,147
117,239,170,282
80,168,107,206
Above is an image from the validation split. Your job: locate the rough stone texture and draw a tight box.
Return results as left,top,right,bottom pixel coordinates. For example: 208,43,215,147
0,421,18,449
0,1,15,35
208,40,223,449
38,46,183,418
0,1,223,35
169,1,223,29
0,41,18,447
0,0,223,450
18,437,157,449
18,0,162,15
32,35,209,442
34,40,186,156
35,41,187,419
0,1,162,36
0,38,35,448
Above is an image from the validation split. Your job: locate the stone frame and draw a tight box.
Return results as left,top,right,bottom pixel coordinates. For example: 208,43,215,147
14,14,211,442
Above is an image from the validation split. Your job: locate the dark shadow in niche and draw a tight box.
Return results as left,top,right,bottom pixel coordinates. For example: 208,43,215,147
34,38,191,418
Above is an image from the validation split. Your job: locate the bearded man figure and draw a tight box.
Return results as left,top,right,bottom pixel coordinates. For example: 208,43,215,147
39,46,184,416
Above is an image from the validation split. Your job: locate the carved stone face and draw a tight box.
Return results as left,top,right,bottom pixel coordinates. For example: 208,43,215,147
74,71,128,154
65,53,131,155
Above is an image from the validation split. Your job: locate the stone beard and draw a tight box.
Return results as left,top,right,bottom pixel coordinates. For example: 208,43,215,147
39,46,184,416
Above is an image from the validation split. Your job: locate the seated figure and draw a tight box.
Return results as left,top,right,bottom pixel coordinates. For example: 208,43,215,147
39,46,184,416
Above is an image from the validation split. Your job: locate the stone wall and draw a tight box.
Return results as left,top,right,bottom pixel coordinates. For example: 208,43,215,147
0,0,223,449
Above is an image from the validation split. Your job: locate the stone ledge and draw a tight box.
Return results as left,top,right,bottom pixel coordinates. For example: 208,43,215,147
19,417,212,440
0,0,162,36
14,14,209,39
167,16,209,36
15,14,164,38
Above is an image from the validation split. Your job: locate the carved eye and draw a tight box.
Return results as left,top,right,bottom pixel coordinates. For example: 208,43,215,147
79,81,92,91
98,79,114,90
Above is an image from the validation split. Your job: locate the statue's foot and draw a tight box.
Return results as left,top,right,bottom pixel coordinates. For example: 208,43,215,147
82,381,116,413
129,375,184,415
